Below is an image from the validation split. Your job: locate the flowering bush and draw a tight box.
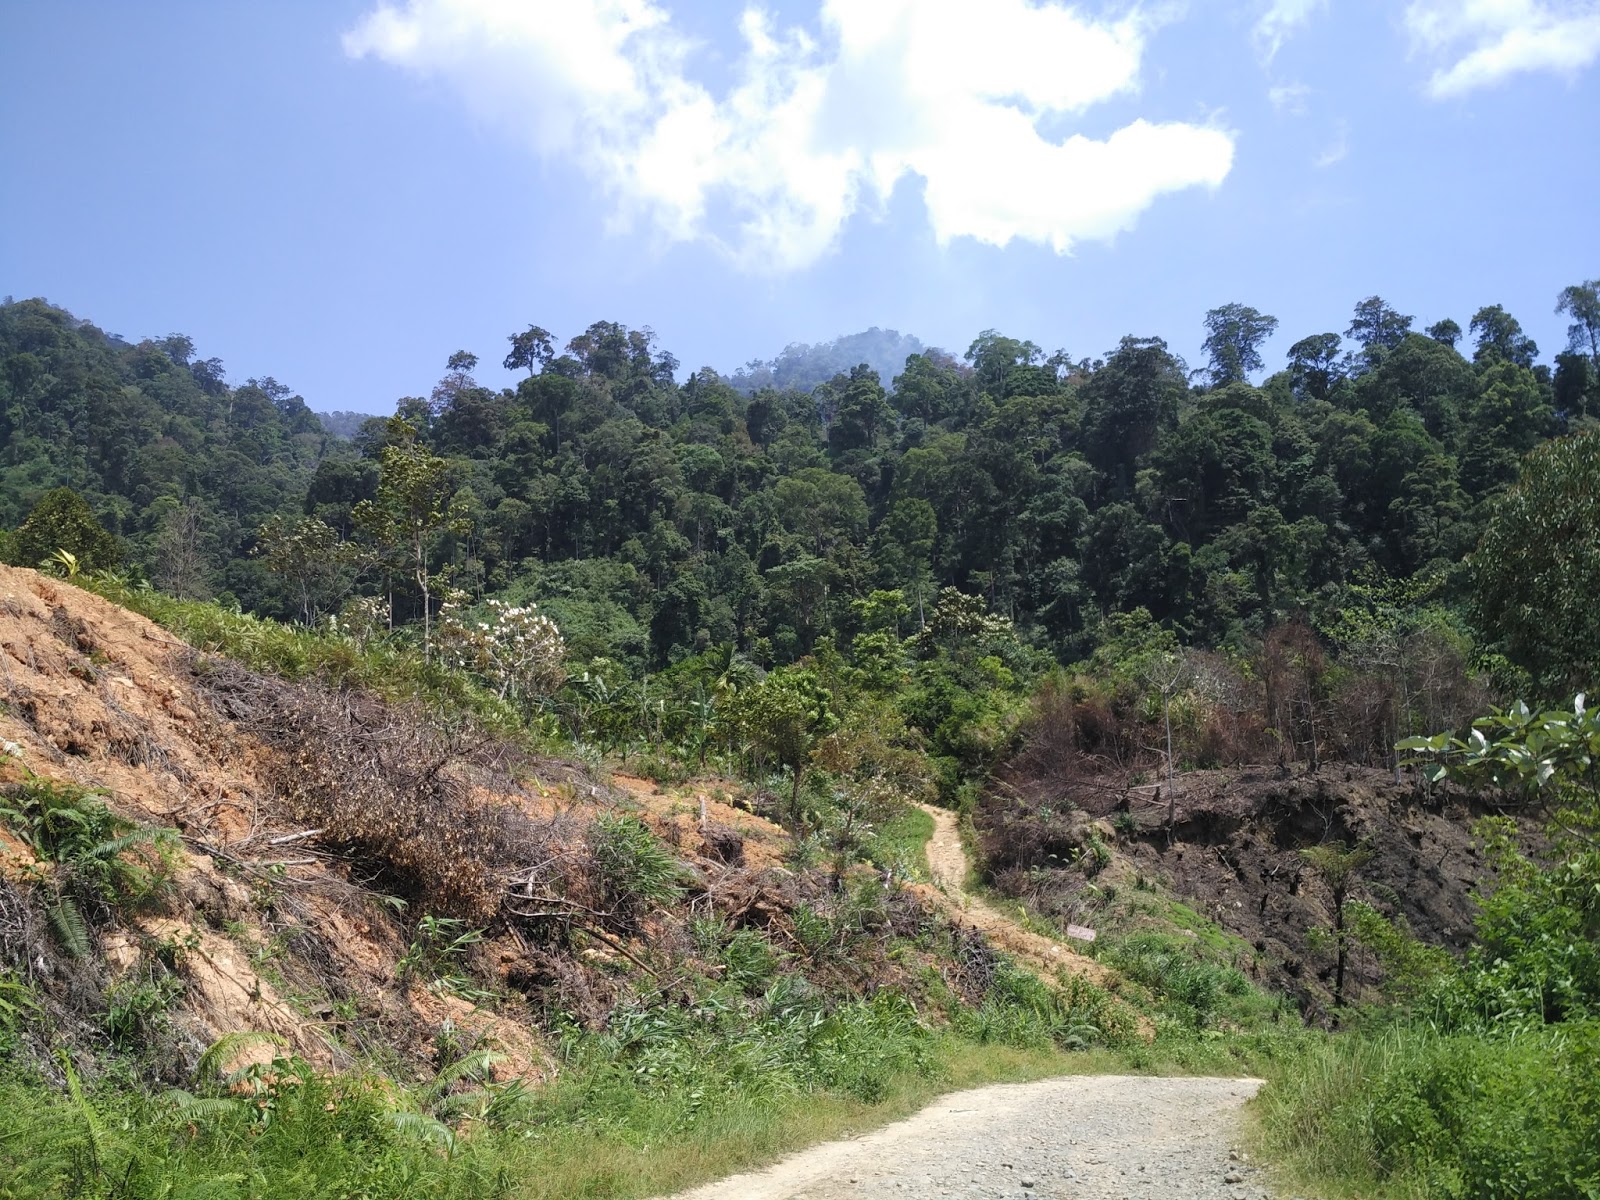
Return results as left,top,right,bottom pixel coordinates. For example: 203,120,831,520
437,590,566,711
328,596,391,649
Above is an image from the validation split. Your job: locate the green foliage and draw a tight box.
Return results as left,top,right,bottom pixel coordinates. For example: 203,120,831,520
951,964,1122,1051
1267,696,1600,1197
1260,1022,1600,1200
1102,933,1251,1029
587,813,686,916
1472,430,1600,690
83,575,527,739
398,916,493,1002
0,774,177,959
729,666,838,813
7,487,120,574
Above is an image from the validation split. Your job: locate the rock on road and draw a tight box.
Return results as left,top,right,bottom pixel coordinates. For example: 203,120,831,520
662,1074,1272,1200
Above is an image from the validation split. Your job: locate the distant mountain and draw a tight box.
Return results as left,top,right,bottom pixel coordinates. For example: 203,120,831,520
317,410,379,439
727,327,926,394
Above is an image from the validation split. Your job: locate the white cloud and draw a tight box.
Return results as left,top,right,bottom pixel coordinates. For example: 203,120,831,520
1268,81,1311,111
1405,0,1600,97
1254,0,1326,60
343,0,1235,272
1314,121,1348,166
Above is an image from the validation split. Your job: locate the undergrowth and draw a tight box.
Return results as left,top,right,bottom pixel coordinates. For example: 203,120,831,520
82,577,531,741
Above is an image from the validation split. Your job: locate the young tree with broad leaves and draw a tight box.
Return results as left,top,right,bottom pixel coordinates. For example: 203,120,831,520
352,417,464,661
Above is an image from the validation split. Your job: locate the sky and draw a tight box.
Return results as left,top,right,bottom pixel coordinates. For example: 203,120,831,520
2,0,1598,414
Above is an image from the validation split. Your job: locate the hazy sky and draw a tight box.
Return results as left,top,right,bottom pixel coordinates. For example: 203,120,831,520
3,1,1598,413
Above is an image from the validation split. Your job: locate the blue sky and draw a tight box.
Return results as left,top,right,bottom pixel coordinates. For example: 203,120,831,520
3,1,1598,414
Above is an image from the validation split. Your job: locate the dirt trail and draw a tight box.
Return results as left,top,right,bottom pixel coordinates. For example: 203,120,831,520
915,804,1113,987
662,1074,1270,1200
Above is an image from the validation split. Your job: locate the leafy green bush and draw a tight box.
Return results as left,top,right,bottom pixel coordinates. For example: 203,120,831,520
951,963,1116,1051
1103,933,1249,1029
587,813,685,921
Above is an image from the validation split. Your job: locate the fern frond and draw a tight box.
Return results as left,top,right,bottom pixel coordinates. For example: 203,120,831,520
195,1031,287,1087
378,1109,457,1153
419,1048,506,1104
83,828,169,861
165,1089,249,1122
47,896,93,960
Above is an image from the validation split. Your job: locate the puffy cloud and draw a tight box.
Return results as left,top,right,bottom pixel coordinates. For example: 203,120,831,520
1405,0,1600,97
1254,0,1326,60
343,0,1234,271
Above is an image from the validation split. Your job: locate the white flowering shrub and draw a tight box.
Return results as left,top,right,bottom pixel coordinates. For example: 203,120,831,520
328,596,391,649
437,590,566,709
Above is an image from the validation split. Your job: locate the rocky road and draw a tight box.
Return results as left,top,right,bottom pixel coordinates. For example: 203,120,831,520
663,1074,1272,1200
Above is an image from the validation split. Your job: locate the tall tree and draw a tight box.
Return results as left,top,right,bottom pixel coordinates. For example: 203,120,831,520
1469,304,1539,369
1472,430,1600,691
1080,336,1186,490
503,325,555,377
257,514,354,625
1286,333,1344,401
1425,318,1462,348
1202,303,1279,385
1346,296,1413,357
964,330,1041,399
1556,279,1600,373
8,488,120,574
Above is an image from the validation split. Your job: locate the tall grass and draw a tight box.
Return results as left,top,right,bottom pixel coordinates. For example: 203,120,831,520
1254,1019,1600,1199
0,1030,1074,1200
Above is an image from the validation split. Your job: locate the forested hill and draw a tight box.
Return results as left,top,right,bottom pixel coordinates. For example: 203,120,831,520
2,288,1597,682
0,299,341,602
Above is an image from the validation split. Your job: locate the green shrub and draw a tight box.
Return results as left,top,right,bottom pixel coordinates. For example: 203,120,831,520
0,775,176,958
1259,1021,1600,1199
1103,933,1248,1028
587,813,684,921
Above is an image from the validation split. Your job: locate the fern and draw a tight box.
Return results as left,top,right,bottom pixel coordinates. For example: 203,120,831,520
82,828,171,863
378,1109,458,1153
195,1031,287,1087
165,1089,249,1123
58,1050,108,1172
46,895,92,960
418,1048,506,1107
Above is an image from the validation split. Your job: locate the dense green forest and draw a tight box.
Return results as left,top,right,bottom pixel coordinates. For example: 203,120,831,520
4,286,1597,699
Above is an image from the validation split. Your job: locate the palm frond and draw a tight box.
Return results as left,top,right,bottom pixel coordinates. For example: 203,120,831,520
419,1047,506,1104
165,1089,249,1122
378,1109,457,1153
83,828,172,862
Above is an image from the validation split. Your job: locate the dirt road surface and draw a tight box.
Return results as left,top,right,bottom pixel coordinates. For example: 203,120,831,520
661,1074,1270,1200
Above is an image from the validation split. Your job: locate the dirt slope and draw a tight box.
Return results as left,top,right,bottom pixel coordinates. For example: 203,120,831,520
0,564,555,1075
661,1075,1269,1200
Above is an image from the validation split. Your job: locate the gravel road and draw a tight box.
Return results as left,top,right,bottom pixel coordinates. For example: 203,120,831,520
663,1074,1271,1200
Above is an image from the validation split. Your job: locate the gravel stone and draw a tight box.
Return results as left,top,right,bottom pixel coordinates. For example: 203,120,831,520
662,1075,1270,1200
